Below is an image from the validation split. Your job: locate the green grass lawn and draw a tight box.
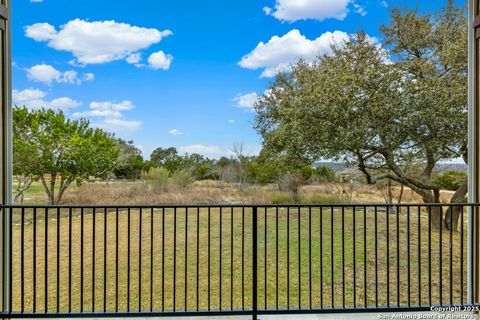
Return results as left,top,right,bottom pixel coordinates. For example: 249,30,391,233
10,207,467,313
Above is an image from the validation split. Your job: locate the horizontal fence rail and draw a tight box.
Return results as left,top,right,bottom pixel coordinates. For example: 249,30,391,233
0,203,475,318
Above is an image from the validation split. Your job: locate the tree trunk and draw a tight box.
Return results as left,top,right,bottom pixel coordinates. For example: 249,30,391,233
444,179,468,232
424,192,443,230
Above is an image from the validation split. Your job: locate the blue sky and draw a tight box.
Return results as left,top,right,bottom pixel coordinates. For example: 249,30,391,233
11,0,460,159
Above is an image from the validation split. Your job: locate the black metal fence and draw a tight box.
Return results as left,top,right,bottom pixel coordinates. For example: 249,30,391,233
0,203,474,318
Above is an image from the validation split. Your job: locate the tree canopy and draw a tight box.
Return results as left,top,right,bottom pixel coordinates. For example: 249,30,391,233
13,107,119,204
254,1,467,229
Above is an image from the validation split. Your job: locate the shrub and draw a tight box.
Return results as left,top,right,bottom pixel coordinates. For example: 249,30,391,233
142,167,170,192
276,172,304,194
313,166,337,183
271,192,296,204
307,194,347,205
433,170,467,191
170,170,191,191
192,164,219,180
246,161,284,185
298,166,315,182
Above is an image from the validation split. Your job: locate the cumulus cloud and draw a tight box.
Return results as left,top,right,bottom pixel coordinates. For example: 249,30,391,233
126,53,142,64
72,100,141,133
168,129,183,136
228,120,235,124
353,4,367,16
179,145,222,156
148,51,173,70
13,88,81,110
26,64,94,85
25,19,173,65
239,29,349,78
264,0,352,22
233,92,259,111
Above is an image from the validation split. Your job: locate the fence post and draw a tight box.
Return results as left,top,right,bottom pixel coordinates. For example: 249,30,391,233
252,206,258,320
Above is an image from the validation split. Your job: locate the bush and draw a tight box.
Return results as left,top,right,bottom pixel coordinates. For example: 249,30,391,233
142,167,170,192
313,166,337,182
170,170,191,191
271,192,296,204
246,161,284,185
298,166,315,182
276,172,304,194
433,170,467,191
192,164,219,180
307,194,347,205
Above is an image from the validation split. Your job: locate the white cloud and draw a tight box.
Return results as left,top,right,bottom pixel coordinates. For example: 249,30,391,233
265,0,352,22
99,119,143,132
239,29,349,78
26,64,94,85
13,88,81,110
148,51,173,70
90,100,135,111
179,144,222,156
24,23,56,41
228,119,235,124
25,19,173,65
353,4,367,16
126,53,142,64
72,100,141,133
30,0,44,2
233,92,259,111
168,129,183,136
379,1,388,8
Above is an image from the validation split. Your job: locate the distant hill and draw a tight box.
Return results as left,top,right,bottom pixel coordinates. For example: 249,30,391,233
314,162,468,173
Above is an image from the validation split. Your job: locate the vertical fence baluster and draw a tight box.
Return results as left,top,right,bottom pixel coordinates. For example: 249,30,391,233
173,207,176,312
56,208,60,313
45,208,48,314
207,207,210,311
264,207,267,310
219,207,222,311
298,206,301,310
363,206,367,308
104,208,107,313
151,208,154,312
397,206,400,307
428,206,432,306
309,206,312,310
231,207,234,311
353,206,356,308
439,205,443,306
342,206,345,308
162,208,165,312
460,205,464,305
374,206,378,308
320,207,323,309
184,207,187,312
196,207,200,312
386,205,390,307
407,206,411,307
92,208,95,312
275,207,279,310
80,208,83,313
252,206,258,320
20,208,24,313
418,206,421,307
68,208,72,313
139,208,143,312
331,206,334,309
127,208,130,312
287,207,290,310
115,208,119,313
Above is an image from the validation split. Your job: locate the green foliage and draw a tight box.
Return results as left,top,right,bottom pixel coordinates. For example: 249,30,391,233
433,171,468,191
254,2,467,208
170,170,191,191
114,139,147,181
13,107,119,204
192,164,219,180
246,161,285,185
271,192,296,204
142,167,170,192
307,195,346,205
314,166,337,183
